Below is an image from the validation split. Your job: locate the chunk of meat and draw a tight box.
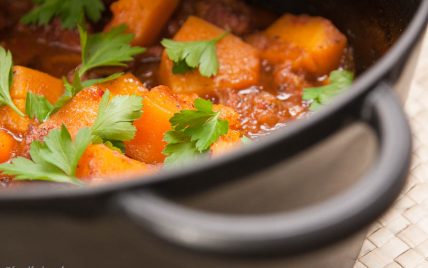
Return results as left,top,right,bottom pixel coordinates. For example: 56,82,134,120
195,0,252,36
19,124,48,159
76,144,153,185
104,0,180,46
165,0,277,37
263,14,347,76
216,87,308,137
16,17,81,51
159,16,260,96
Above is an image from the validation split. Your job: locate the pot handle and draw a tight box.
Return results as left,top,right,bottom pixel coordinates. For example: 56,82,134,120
115,83,411,256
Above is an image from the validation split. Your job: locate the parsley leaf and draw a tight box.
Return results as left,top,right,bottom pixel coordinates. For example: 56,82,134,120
161,31,229,77
162,131,209,169
162,99,229,168
0,47,24,117
78,24,146,75
91,89,143,144
21,0,105,29
25,92,53,122
0,125,91,186
241,135,253,146
49,19,144,117
303,70,354,111
170,99,229,152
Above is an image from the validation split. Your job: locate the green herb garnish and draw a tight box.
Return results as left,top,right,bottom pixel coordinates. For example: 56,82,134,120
21,0,105,29
25,92,53,122
303,70,354,111
161,31,229,77
91,89,143,153
49,22,145,117
163,99,229,168
0,125,91,186
0,47,24,117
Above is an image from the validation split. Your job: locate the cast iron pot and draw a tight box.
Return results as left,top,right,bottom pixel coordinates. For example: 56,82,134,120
1,0,428,267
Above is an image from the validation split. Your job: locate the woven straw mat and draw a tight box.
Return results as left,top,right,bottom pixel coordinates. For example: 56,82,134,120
353,29,428,268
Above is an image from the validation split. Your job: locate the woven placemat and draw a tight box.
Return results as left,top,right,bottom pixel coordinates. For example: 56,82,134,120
354,29,428,268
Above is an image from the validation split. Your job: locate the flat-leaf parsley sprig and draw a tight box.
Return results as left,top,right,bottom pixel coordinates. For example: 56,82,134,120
163,99,229,168
0,125,91,186
0,47,24,117
49,21,145,117
21,0,105,29
0,90,144,184
161,31,229,77
303,70,354,111
91,90,143,153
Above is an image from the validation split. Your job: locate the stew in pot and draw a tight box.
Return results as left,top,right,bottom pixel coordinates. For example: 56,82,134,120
0,0,355,189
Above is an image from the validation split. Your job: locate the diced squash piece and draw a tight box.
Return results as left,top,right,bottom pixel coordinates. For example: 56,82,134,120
126,86,241,164
40,86,103,138
40,74,147,138
10,66,65,104
95,73,148,96
76,144,151,185
0,129,16,163
159,16,260,96
104,0,179,46
211,130,242,158
263,14,347,76
0,99,37,133
125,86,184,164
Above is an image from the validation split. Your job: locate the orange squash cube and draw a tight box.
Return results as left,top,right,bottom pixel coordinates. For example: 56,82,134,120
104,0,179,47
126,86,240,164
0,99,37,133
263,14,347,76
40,74,147,138
10,66,65,104
159,16,260,96
76,144,151,185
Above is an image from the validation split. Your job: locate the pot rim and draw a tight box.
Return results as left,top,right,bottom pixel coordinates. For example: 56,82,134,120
1,0,427,202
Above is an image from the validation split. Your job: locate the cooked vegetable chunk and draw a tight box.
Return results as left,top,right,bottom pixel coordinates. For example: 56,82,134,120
159,16,260,96
0,100,36,133
211,130,242,158
263,14,347,76
76,144,151,185
0,67,65,133
40,74,147,138
10,66,65,104
125,85,240,164
104,0,179,46
0,129,16,163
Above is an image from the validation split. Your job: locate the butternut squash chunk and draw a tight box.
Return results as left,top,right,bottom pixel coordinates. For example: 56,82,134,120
104,0,179,46
0,129,16,163
159,16,260,96
0,99,37,133
0,66,64,133
263,14,347,76
40,74,147,138
76,144,151,185
10,66,65,104
125,86,241,164
211,130,242,158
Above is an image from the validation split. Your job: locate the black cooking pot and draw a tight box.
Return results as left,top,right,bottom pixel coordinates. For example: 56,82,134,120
1,0,428,267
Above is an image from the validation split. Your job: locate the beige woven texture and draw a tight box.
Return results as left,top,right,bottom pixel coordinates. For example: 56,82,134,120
354,30,428,268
